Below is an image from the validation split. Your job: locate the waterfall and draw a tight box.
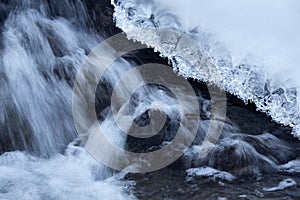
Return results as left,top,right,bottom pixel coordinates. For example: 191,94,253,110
0,1,137,199
0,0,99,156
1,0,300,199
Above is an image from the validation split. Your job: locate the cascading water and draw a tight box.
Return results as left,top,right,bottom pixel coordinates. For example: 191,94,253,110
0,0,99,155
1,0,300,199
0,0,137,199
0,0,211,198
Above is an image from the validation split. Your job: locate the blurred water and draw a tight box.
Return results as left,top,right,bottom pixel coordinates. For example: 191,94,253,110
0,0,300,199
0,1,137,199
0,0,100,155
0,142,136,200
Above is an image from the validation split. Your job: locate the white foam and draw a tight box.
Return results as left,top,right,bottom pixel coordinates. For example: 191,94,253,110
0,145,136,200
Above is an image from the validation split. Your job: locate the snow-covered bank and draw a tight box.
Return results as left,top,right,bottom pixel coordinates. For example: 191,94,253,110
112,0,300,139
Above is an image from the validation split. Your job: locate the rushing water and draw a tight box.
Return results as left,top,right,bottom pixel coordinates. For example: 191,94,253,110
1,0,300,199
0,0,99,155
0,0,136,199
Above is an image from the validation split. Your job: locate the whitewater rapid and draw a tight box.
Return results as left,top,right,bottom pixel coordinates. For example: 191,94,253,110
112,0,300,138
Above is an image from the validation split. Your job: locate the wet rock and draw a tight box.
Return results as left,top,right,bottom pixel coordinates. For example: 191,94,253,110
85,0,121,37
254,189,264,198
125,109,180,152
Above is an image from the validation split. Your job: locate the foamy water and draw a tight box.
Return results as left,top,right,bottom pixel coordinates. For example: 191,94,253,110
0,142,136,200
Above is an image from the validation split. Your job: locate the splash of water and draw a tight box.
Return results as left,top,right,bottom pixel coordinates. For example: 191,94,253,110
0,142,136,200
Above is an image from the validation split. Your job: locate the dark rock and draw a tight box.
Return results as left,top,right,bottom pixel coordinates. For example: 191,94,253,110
125,108,180,153
85,0,122,37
